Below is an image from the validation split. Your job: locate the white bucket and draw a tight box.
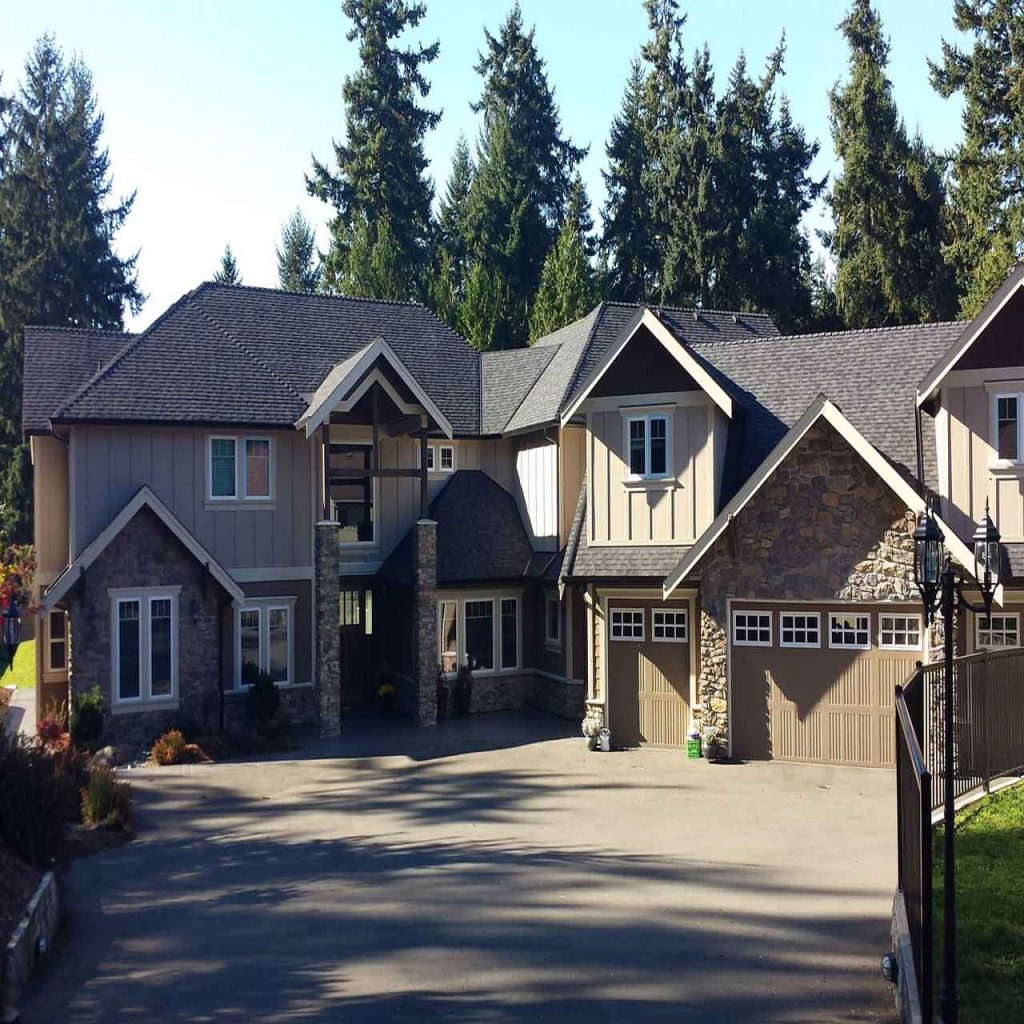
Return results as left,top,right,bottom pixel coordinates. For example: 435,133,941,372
599,728,611,752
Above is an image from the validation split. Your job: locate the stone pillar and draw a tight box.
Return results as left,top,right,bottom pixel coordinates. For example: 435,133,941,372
413,518,438,727
315,521,342,738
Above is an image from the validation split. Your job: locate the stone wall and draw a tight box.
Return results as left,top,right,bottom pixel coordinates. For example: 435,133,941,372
697,421,919,742
433,671,584,720
66,507,225,749
314,521,342,738
413,519,438,726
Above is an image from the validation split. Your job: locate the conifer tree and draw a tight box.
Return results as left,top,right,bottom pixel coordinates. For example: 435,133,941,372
0,37,142,542
308,0,439,298
425,135,474,330
213,244,241,285
276,209,320,292
930,0,1024,315
826,0,954,328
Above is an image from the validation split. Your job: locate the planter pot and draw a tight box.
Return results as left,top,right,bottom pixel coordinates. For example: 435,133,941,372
701,740,719,762
586,734,600,751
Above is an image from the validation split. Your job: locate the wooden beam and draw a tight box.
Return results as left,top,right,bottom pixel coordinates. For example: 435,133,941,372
419,422,428,516
384,413,423,437
321,425,330,520
329,468,423,480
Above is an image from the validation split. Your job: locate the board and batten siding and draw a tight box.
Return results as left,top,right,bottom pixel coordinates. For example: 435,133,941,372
515,438,558,548
69,426,314,570
32,434,69,582
586,399,719,545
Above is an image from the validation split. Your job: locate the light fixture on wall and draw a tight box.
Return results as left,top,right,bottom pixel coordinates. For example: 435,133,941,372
3,596,22,664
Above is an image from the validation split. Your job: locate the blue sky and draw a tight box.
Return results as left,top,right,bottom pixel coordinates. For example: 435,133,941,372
2,1,967,328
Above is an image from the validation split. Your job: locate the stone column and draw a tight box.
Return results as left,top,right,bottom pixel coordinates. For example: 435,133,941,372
315,521,342,738
413,518,438,727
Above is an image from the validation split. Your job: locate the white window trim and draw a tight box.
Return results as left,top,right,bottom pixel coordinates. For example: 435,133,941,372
109,586,181,706
828,611,871,650
545,593,562,651
878,613,924,651
610,607,646,641
207,434,275,502
47,610,67,673
623,411,673,481
423,443,456,474
234,596,297,689
991,391,1024,468
975,611,1021,651
779,611,821,649
437,591,522,677
732,611,772,647
651,608,688,643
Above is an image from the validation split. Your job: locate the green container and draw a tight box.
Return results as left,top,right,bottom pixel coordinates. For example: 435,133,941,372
686,738,701,759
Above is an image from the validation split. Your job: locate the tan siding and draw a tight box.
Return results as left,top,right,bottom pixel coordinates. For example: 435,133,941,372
559,425,585,547
32,435,69,577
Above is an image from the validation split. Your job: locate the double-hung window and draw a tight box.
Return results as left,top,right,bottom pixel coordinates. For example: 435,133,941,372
208,436,273,500
112,589,179,705
626,413,669,479
424,445,455,473
976,613,1020,650
237,602,293,686
47,610,67,673
437,595,520,674
994,393,1022,463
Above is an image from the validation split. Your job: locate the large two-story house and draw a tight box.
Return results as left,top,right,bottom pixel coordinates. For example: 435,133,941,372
23,263,1024,767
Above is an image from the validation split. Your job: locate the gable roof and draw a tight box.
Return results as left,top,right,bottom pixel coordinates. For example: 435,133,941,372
480,344,558,434
41,485,244,610
663,395,986,598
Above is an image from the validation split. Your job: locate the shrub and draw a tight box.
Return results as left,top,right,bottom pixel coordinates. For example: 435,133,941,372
245,669,280,723
70,685,104,746
80,766,131,828
150,729,186,766
36,716,65,749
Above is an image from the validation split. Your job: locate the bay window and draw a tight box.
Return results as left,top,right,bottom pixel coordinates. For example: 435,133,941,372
111,588,179,705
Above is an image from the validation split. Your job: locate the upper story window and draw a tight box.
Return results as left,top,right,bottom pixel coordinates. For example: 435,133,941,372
993,393,1022,463
626,413,670,479
330,444,374,543
208,435,274,501
424,444,455,473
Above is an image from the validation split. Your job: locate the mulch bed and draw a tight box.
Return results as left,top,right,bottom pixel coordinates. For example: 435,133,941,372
0,845,41,950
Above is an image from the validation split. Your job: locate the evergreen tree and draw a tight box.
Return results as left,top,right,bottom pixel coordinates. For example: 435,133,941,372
213,244,241,285
0,37,142,542
462,4,584,348
276,209,321,292
529,175,597,341
826,0,955,328
601,60,657,301
930,0,1024,316
342,214,407,301
307,0,439,298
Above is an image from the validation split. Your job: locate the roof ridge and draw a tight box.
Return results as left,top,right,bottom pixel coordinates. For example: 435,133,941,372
601,299,776,320
203,280,429,309
776,319,969,343
559,302,611,413
25,324,135,337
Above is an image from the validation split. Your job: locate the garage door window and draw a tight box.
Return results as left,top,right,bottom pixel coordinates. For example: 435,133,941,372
652,609,687,642
733,611,771,646
610,609,644,640
780,612,820,648
879,614,922,650
829,612,870,649
976,613,1020,650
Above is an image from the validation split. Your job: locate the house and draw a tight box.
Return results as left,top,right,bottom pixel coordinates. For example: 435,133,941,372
22,265,1024,765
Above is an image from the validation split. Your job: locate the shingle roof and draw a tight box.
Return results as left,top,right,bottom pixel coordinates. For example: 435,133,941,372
480,345,557,434
378,470,534,585
29,283,481,434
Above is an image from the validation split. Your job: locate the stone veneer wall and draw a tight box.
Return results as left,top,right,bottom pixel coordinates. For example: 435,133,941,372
66,507,224,748
436,672,584,720
315,522,342,738
413,519,438,726
697,422,919,743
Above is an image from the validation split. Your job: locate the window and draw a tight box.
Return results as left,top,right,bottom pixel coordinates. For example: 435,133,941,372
780,612,820,648
465,600,494,671
610,608,644,640
47,611,67,672
339,589,362,627
424,445,455,473
995,394,1021,462
236,602,293,686
545,594,562,650
209,436,273,500
733,611,771,646
976,613,1020,650
879,614,923,650
652,608,687,642
425,446,434,471
625,413,670,479
330,444,374,543
439,600,459,673
829,612,870,649
501,598,518,670
112,589,179,704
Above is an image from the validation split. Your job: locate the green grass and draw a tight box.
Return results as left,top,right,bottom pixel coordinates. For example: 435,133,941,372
933,781,1024,1023
0,639,35,689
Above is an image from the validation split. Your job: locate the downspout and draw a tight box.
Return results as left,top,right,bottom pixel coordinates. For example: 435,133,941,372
915,402,926,501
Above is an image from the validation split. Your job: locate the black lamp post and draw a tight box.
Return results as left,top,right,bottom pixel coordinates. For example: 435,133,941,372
3,596,22,665
913,500,1001,1024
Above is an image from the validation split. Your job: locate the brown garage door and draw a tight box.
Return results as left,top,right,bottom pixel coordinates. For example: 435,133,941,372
607,599,691,747
730,602,923,767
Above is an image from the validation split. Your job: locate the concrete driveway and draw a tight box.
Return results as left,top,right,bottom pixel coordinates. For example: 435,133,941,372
21,711,897,1023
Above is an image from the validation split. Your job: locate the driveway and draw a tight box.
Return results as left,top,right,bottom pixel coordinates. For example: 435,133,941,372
21,711,897,1023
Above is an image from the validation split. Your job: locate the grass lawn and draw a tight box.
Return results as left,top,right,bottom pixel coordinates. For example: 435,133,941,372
934,781,1024,1023
0,639,34,689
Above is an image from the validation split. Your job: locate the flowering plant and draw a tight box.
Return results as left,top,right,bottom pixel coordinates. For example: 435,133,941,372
0,544,35,613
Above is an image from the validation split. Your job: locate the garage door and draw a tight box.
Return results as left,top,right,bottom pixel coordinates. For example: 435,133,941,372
607,599,691,747
730,602,923,767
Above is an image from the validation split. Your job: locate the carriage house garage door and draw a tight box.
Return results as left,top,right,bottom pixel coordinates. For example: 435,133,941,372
729,601,924,768
606,598,692,748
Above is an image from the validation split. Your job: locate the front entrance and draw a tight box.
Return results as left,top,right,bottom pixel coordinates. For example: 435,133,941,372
339,585,377,710
606,597,691,747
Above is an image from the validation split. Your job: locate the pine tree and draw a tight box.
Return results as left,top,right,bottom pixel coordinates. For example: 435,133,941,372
342,214,407,301
930,0,1024,316
276,209,320,292
462,4,585,348
529,175,597,341
213,244,241,285
826,0,955,328
601,60,657,302
0,37,142,542
307,0,439,298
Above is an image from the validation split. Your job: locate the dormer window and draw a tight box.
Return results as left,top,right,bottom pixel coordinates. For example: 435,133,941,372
626,413,670,479
995,393,1020,462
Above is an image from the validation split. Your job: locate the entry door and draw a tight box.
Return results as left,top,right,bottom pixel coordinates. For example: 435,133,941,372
339,586,375,709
